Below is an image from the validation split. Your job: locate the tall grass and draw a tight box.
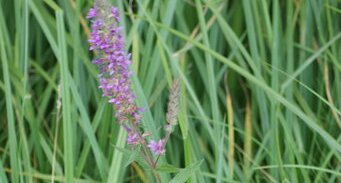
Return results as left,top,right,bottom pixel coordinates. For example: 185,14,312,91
0,0,341,182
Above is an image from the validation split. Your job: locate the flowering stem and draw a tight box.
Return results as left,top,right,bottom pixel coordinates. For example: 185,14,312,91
87,1,165,182
129,123,163,183
152,170,162,183
131,124,155,167
154,131,171,165
155,79,180,165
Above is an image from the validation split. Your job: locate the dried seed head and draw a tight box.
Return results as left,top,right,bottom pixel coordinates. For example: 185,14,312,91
166,79,181,126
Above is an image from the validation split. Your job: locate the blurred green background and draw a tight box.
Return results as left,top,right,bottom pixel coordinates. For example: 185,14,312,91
0,0,341,182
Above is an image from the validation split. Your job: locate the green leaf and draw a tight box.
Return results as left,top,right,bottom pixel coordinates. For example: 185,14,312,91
169,160,204,183
156,163,180,173
112,145,149,169
123,146,140,167
0,160,8,183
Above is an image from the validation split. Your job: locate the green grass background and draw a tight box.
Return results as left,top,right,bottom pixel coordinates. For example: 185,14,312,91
0,0,341,182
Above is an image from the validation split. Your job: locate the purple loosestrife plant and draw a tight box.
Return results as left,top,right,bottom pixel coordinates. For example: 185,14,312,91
87,1,144,147
87,1,181,180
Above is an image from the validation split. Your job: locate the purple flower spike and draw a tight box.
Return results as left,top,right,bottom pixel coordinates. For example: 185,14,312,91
148,139,166,155
87,3,143,144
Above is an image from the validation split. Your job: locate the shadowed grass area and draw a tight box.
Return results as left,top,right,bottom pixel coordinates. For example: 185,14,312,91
0,0,340,182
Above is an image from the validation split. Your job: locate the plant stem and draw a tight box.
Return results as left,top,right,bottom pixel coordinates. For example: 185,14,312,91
152,169,162,183
155,130,171,165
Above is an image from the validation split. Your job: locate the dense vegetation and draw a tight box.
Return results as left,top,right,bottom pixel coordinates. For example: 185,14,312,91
0,0,340,182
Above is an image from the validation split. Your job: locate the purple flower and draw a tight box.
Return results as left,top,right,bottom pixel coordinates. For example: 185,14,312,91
111,7,120,22
87,4,142,137
127,133,140,145
86,8,97,19
148,139,166,155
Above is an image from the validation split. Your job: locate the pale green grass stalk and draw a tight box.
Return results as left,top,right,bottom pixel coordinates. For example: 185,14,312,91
0,13,20,183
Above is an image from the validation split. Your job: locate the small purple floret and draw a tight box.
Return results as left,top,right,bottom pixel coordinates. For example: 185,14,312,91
148,139,166,155
127,133,140,145
111,7,120,22
86,8,97,19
